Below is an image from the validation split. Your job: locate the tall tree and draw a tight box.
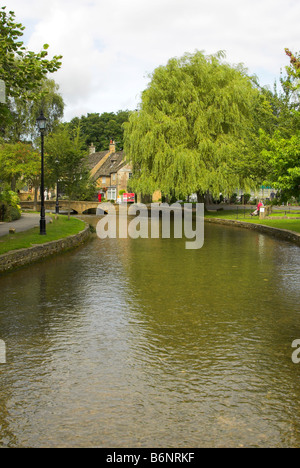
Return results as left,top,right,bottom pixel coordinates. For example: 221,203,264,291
260,130,300,200
259,49,300,200
124,51,264,200
67,110,130,152
6,78,64,142
44,126,96,215
0,140,40,192
0,6,62,131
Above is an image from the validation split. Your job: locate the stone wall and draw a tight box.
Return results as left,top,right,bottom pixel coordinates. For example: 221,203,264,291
0,225,91,274
205,218,300,247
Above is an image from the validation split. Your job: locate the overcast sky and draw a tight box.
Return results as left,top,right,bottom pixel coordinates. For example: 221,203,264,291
4,0,300,121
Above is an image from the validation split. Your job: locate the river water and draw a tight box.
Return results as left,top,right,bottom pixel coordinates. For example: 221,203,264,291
0,217,300,448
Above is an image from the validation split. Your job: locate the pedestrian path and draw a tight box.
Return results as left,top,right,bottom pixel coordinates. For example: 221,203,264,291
0,213,51,237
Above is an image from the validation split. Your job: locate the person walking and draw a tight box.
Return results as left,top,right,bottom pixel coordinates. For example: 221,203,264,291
251,200,264,216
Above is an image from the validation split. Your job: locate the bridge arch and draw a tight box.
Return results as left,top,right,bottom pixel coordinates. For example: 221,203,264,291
20,200,102,215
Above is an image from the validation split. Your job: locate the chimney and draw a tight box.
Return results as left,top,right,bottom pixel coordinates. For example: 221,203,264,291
89,143,96,155
109,139,116,153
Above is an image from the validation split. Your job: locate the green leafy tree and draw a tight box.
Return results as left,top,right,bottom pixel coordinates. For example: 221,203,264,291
44,126,96,216
284,49,300,87
0,140,38,190
124,51,264,201
21,147,41,210
0,189,21,221
259,49,300,200
67,110,130,152
6,78,64,142
0,139,41,209
0,6,62,130
260,130,300,199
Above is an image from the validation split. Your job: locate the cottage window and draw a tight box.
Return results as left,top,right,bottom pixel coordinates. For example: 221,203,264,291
107,188,117,201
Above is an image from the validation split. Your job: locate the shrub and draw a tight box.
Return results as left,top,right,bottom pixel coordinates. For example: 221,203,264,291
230,193,238,204
243,193,251,204
0,190,21,221
6,205,21,221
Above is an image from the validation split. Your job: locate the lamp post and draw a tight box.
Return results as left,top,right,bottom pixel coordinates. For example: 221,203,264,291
36,111,47,235
55,159,60,215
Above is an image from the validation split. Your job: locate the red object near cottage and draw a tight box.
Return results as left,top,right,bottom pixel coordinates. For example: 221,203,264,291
123,193,135,203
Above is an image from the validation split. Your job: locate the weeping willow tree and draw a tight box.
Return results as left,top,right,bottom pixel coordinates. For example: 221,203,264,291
124,50,265,201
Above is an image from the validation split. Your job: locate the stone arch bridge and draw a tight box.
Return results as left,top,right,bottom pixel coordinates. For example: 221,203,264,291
20,200,101,215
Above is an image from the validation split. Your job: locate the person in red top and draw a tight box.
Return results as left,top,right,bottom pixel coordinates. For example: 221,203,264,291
257,201,263,212
251,200,264,216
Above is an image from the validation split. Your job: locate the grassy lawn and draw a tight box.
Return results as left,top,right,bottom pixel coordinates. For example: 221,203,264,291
0,215,86,255
205,209,300,233
269,210,300,218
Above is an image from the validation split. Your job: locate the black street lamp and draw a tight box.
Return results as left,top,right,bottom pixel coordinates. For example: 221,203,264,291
36,111,47,235
55,159,60,215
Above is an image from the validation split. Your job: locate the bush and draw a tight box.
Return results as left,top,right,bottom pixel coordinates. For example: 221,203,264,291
230,193,238,204
0,190,21,221
250,198,257,205
271,198,280,206
243,193,251,204
6,205,21,221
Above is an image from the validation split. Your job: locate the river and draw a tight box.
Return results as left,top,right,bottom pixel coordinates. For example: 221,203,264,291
0,217,299,447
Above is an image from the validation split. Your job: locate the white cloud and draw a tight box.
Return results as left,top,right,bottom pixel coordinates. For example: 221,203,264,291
4,0,300,121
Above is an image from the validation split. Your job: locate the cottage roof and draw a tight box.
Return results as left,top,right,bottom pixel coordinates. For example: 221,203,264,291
93,151,126,179
87,151,108,171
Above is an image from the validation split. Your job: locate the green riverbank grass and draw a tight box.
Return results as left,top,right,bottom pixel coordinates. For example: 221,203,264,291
205,209,300,233
0,215,86,255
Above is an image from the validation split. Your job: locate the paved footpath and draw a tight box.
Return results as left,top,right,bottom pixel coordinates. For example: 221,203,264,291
0,213,51,237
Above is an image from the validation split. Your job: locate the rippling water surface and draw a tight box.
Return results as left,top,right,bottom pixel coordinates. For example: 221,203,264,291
0,218,300,447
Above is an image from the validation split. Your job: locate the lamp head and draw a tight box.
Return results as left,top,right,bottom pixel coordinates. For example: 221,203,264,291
36,111,47,132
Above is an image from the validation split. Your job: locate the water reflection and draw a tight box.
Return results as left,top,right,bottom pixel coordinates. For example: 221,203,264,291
0,218,300,447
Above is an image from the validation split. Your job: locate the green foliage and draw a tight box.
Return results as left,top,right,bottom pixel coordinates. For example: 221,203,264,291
0,189,21,221
124,51,263,199
6,78,64,141
260,129,300,198
0,140,40,191
0,7,62,130
67,110,130,152
284,49,300,92
6,204,21,221
243,193,251,204
0,189,20,207
258,49,300,199
44,125,96,201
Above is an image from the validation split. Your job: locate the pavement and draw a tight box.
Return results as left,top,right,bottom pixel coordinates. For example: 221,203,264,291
0,213,51,238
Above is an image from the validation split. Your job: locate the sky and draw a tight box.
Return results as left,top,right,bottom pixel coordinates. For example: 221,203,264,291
3,0,300,122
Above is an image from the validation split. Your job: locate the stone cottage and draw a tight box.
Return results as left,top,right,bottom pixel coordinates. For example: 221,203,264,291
88,140,133,202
